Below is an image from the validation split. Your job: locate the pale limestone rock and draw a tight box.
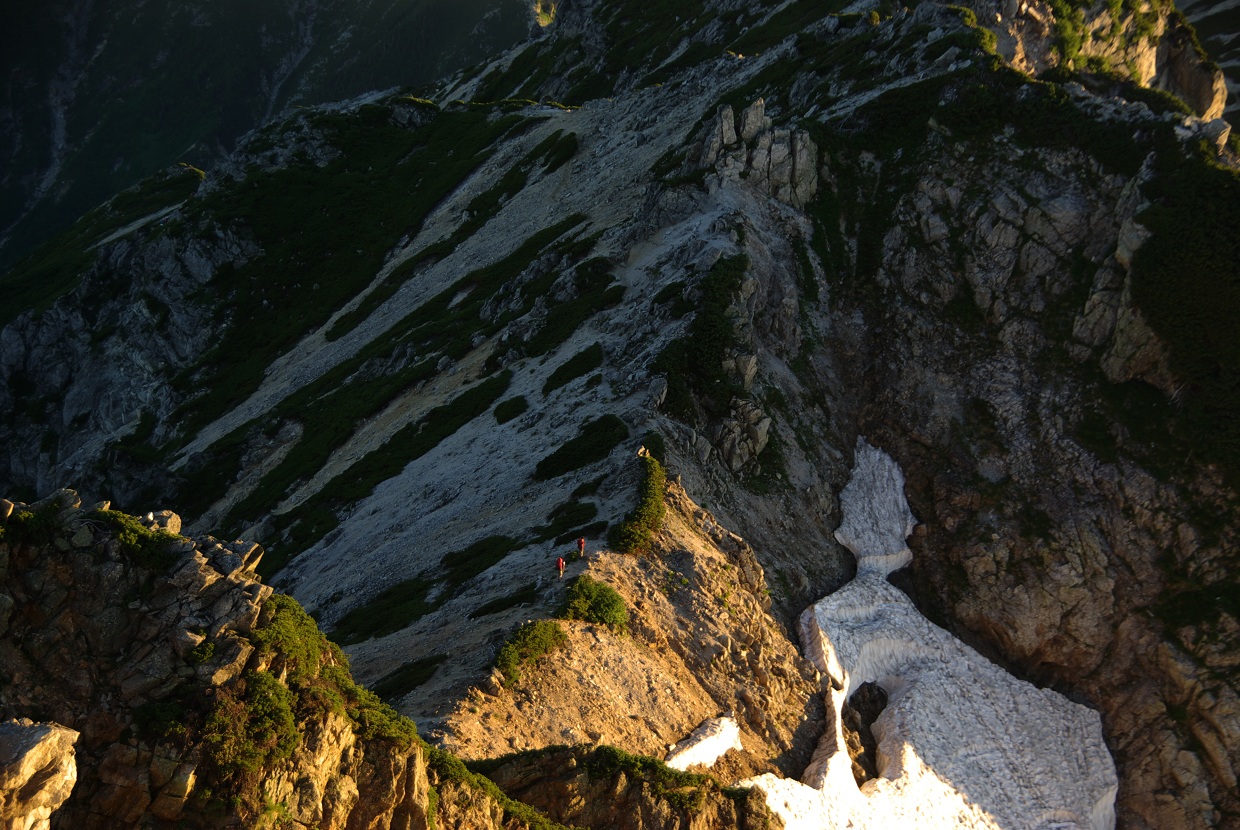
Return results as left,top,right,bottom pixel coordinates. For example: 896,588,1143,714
1201,118,1231,153
0,720,78,830
739,98,770,143
1100,280,1175,392
1114,217,1150,269
791,130,819,207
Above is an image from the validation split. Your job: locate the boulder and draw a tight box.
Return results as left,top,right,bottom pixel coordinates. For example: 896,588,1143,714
0,719,79,830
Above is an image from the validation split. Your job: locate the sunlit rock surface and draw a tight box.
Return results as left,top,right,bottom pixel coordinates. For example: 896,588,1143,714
744,440,1118,830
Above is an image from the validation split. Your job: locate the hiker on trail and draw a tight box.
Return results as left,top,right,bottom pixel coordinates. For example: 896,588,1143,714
577,537,586,559
557,556,565,579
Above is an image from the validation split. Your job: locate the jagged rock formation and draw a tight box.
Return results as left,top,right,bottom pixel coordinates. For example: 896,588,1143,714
744,442,1117,829
0,0,1238,828
0,492,471,828
0,719,78,830
977,0,1227,119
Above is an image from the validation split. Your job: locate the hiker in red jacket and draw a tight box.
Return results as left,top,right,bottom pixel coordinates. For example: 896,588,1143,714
557,556,565,579
577,536,586,560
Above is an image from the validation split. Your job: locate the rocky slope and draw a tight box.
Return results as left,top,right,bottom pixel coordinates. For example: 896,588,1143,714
0,0,530,272
0,491,781,829
1,0,1238,827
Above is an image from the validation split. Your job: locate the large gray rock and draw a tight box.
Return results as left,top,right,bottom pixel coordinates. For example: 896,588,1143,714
0,719,79,830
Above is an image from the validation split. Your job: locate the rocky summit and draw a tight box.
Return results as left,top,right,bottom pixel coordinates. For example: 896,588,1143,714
0,0,1238,828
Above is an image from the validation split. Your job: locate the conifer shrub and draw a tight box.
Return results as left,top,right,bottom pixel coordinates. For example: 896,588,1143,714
495,396,529,423
251,595,417,747
652,254,747,421
494,620,568,685
608,453,667,555
468,583,540,619
542,342,604,395
533,415,629,480
330,577,437,644
532,501,598,543
586,745,713,812
88,509,182,571
0,503,61,547
372,654,447,701
559,575,628,633
202,670,300,781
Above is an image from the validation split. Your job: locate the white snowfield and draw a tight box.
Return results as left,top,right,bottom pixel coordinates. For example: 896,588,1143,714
664,715,743,771
743,440,1118,830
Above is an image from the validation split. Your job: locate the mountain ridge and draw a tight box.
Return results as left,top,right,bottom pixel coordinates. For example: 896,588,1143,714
2,0,1238,827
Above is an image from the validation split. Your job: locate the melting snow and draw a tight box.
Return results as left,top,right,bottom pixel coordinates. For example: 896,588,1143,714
665,715,743,771
741,439,1118,830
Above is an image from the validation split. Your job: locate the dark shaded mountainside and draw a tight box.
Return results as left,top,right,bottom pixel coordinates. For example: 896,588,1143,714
1,0,1239,828
0,0,531,273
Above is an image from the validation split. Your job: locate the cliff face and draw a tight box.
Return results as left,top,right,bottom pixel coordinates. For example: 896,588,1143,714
0,489,438,828
1,0,1238,828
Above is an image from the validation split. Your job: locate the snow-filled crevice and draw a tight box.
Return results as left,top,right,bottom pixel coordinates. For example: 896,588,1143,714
741,438,1118,830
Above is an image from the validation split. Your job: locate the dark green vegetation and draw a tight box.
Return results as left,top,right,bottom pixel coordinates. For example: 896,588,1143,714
495,620,568,685
533,415,630,480
0,502,62,547
1131,140,1240,489
559,575,629,632
422,742,578,830
330,535,521,643
469,582,541,619
87,509,182,571
202,670,301,782
532,500,600,545
495,396,530,424
177,106,527,440
653,254,748,422
137,592,415,807
608,453,668,555
585,745,717,811
331,577,439,645
543,343,605,395
372,654,448,701
525,259,624,358
190,209,587,552
0,165,203,326
325,131,584,342
442,535,524,590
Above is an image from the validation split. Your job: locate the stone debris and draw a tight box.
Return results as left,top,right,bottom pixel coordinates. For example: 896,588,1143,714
743,443,1118,830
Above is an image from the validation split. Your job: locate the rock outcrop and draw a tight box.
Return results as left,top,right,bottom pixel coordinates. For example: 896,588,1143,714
973,0,1228,120
0,492,501,829
0,719,79,830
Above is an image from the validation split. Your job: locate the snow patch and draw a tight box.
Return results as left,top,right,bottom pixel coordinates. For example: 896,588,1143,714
743,440,1118,830
665,715,742,771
